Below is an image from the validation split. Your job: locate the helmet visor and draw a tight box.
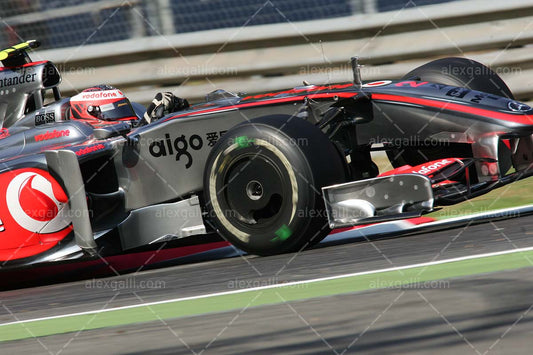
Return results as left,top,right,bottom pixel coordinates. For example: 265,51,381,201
98,98,136,120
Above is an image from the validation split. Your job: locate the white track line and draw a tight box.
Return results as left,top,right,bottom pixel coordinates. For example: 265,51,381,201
2,245,533,327
415,204,533,227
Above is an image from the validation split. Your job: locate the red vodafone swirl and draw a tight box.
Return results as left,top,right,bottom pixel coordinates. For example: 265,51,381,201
0,168,72,261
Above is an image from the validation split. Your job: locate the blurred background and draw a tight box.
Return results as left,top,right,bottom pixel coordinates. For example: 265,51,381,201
0,0,531,105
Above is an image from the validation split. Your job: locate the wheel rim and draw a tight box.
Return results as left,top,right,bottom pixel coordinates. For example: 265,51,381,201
223,154,286,227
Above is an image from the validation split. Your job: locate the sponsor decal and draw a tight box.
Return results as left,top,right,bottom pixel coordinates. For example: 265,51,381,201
72,89,125,101
394,81,428,88
446,87,470,99
508,101,531,112
362,80,392,87
149,133,203,169
470,93,486,104
99,103,115,112
35,112,55,125
6,171,70,233
242,83,353,100
205,130,227,147
0,128,9,139
411,159,453,175
0,69,37,88
34,129,70,142
75,143,106,156
428,83,447,90
0,168,72,260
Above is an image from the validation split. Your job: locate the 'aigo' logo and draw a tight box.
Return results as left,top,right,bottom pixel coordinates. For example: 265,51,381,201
148,133,204,169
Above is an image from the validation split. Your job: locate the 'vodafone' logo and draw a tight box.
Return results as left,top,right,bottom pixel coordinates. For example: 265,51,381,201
71,89,125,102
411,159,452,175
6,172,70,233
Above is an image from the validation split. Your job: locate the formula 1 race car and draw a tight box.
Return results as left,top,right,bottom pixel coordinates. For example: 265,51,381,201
0,40,532,266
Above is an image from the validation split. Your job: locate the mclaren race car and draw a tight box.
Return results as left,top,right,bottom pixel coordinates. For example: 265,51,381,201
0,40,532,267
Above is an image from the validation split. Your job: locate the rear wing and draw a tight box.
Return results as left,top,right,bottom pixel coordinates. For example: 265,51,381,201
0,40,62,128
0,40,40,67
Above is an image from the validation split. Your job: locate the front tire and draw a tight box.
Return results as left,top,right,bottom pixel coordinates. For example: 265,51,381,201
203,115,347,255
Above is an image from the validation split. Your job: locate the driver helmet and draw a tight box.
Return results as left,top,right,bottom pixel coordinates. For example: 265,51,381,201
69,85,137,124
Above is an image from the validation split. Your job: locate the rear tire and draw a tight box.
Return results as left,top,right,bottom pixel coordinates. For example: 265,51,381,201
388,57,513,173
203,115,347,255
403,57,514,99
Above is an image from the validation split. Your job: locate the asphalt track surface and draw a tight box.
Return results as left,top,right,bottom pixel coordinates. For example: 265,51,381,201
1,214,533,354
